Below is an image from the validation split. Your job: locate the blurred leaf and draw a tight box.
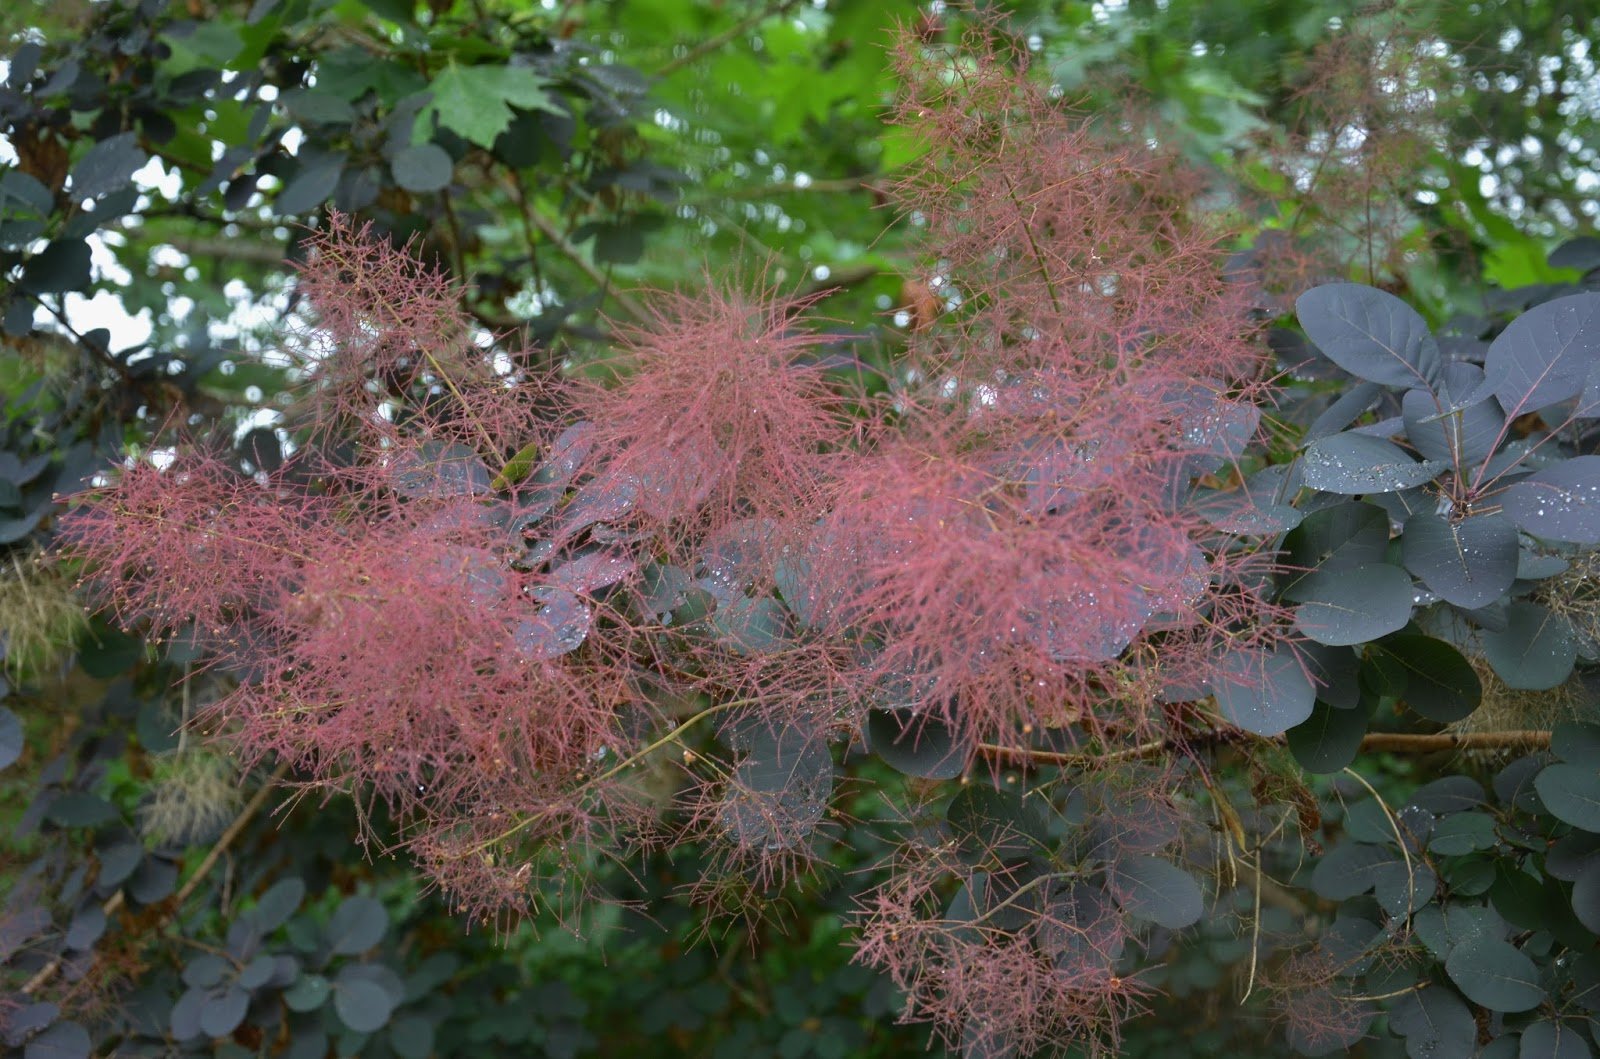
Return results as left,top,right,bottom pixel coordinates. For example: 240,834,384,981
416,64,562,148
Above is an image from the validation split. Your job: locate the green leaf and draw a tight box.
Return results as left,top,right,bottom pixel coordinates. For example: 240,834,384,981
1286,700,1366,774
1370,635,1482,723
1444,936,1544,1012
333,977,395,1033
1107,855,1203,929
1519,1019,1594,1059
284,974,331,1012
416,64,562,148
1482,600,1578,691
390,143,453,193
1537,764,1600,832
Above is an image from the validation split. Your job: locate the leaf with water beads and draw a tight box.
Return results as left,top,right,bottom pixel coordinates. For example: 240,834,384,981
1401,509,1520,610
1401,362,1504,468
1477,292,1600,416
1301,433,1448,495
1388,985,1475,1059
1481,600,1577,691
1289,562,1415,646
721,722,833,850
391,441,492,498
1500,456,1600,545
510,587,592,660
1211,645,1315,736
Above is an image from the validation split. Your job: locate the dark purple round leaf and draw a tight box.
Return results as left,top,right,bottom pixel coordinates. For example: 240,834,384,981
275,152,344,215
68,132,148,201
1482,601,1577,690
1370,635,1481,723
1480,293,1600,416
198,987,249,1038
63,905,105,950
1290,562,1415,646
1302,433,1447,494
1310,842,1395,900
866,708,967,780
1389,985,1474,1059
284,974,331,1013
1520,1019,1595,1059
333,977,396,1033
169,987,206,1041
1401,510,1519,609
1402,363,1505,467
1536,764,1600,833
1295,283,1442,390
1571,861,1600,935
1212,645,1315,736
1500,457,1600,545
1286,701,1366,774
250,877,305,932
0,706,21,770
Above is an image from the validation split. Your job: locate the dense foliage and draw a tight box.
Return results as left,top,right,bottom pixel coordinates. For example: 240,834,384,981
4,1,1600,1058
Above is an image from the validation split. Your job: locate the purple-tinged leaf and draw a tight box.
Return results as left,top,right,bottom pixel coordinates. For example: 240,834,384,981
1296,283,1442,390
1479,292,1600,416
1290,562,1415,646
1500,457,1600,544
1401,510,1519,609
511,588,592,660
1212,645,1315,736
1302,433,1447,494
1402,362,1505,468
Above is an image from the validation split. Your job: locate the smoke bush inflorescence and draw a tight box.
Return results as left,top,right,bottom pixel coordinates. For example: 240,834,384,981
63,22,1299,1054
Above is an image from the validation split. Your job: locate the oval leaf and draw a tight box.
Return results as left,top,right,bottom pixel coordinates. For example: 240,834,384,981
1295,283,1442,390
1444,936,1544,1012
1537,764,1600,833
1481,601,1577,691
1302,432,1448,494
1211,646,1316,736
325,895,386,955
1107,855,1203,929
1287,701,1368,774
866,708,968,780
333,977,395,1034
1401,510,1520,609
1291,562,1414,646
1501,457,1600,545
1482,292,1600,416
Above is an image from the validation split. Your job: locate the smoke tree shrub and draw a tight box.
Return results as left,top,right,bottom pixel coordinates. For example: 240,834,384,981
52,16,1600,1059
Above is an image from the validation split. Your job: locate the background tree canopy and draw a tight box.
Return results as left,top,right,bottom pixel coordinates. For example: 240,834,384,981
3,1,1600,1058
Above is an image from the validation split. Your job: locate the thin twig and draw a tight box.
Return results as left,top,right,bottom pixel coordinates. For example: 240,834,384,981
977,728,1552,769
